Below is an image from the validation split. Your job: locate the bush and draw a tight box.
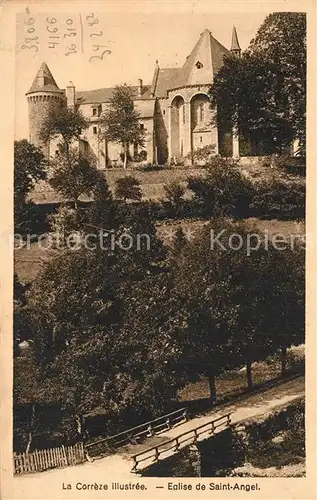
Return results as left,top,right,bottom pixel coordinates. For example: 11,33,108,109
187,157,254,217
189,145,217,166
272,154,306,176
115,175,142,202
250,177,305,218
133,150,147,162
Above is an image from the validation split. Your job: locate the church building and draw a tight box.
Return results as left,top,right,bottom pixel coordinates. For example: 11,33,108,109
26,28,242,167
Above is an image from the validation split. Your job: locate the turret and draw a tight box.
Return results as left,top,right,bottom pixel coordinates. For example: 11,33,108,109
26,62,65,157
230,26,241,57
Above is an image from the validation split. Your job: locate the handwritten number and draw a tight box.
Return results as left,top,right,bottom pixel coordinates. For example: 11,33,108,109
90,31,103,37
24,17,34,25
22,44,39,52
27,27,35,34
64,32,76,38
66,18,73,25
86,13,99,27
65,44,77,56
46,17,57,24
47,26,58,34
89,49,111,63
25,36,38,43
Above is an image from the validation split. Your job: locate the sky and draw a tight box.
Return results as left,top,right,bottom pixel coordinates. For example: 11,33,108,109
15,8,271,139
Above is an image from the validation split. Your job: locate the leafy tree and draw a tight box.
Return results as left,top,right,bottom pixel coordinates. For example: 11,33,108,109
87,173,119,232
249,12,306,150
99,84,145,169
14,140,47,229
39,106,89,155
49,148,100,209
114,175,142,202
187,157,253,216
210,13,306,153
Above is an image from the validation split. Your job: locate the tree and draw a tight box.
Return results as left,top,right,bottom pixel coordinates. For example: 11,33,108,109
14,140,47,229
163,181,186,216
87,173,119,232
40,106,89,155
49,148,100,209
114,175,142,202
210,13,306,153
187,157,253,216
99,84,145,169
249,13,306,150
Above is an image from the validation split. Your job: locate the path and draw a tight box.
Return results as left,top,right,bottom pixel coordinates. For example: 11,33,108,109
11,376,304,499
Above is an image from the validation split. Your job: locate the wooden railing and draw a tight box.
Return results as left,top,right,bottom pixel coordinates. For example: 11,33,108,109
131,412,231,472
86,407,188,456
14,442,85,475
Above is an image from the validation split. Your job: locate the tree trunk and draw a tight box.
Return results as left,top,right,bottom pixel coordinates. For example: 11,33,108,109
208,370,217,405
246,360,253,391
25,404,35,454
123,143,128,170
75,415,83,439
281,346,287,376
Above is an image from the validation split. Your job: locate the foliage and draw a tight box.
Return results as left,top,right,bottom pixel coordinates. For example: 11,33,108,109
39,106,89,151
133,149,148,162
14,140,47,230
49,148,100,207
249,12,306,149
14,274,31,355
210,13,306,153
187,157,254,216
250,176,305,217
189,145,217,165
87,173,120,232
114,175,142,202
163,181,186,211
99,84,145,169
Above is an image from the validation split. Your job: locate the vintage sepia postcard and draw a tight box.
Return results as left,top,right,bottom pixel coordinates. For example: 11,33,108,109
1,0,316,498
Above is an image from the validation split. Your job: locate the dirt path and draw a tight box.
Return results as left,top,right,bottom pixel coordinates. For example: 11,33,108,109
11,376,304,499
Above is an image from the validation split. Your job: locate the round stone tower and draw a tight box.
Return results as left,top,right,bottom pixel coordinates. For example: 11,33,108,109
26,62,65,157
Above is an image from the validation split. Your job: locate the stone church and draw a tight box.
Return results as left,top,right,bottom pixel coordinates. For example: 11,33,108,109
26,27,242,167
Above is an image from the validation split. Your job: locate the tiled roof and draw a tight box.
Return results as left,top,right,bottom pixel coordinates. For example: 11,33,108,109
76,85,153,104
76,89,156,118
26,62,64,95
152,29,230,97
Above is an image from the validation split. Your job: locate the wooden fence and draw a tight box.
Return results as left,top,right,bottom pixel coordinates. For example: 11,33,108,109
131,412,232,472
86,407,188,458
14,442,85,475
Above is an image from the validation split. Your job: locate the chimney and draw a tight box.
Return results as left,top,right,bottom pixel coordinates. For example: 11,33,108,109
138,78,143,97
66,81,75,108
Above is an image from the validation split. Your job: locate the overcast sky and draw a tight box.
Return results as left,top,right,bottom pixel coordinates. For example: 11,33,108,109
15,9,271,139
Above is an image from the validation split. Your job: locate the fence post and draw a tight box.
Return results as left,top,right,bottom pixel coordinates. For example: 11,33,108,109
183,409,188,421
147,424,153,437
166,417,171,430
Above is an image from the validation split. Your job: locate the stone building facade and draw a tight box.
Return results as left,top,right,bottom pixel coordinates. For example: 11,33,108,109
26,28,242,167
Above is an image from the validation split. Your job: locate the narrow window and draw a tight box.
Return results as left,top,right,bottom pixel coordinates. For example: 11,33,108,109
93,126,98,135
200,136,203,143
92,108,97,116
140,123,145,130
182,105,185,124
163,110,166,115
199,103,205,123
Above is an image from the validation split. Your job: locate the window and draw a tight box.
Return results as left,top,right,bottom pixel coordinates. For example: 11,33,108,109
196,61,203,69
92,108,97,116
163,110,166,115
200,136,203,143
140,123,145,130
182,105,185,124
93,126,98,135
199,103,205,123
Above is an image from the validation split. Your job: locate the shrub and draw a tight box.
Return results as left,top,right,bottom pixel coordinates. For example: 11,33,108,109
272,154,306,176
115,175,142,202
250,177,305,218
133,150,147,162
187,157,254,217
189,145,217,166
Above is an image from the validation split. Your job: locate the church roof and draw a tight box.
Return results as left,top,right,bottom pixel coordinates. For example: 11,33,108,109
26,62,64,95
231,26,241,51
152,29,230,97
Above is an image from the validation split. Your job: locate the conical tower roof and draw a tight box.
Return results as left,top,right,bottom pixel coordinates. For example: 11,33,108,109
179,29,230,86
26,62,64,95
230,26,241,51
